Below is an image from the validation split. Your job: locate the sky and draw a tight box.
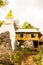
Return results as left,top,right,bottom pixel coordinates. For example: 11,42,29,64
0,0,43,33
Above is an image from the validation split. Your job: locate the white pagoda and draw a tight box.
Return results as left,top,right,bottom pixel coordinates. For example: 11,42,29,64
1,10,15,50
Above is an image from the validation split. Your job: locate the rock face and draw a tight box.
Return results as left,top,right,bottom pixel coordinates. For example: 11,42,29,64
15,40,34,50
0,31,12,65
39,35,43,42
23,41,34,50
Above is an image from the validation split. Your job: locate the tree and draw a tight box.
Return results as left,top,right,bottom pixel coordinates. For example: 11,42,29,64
22,22,39,30
0,21,4,27
0,0,8,7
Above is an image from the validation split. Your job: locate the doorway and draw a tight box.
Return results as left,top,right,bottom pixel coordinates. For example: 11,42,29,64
33,41,38,48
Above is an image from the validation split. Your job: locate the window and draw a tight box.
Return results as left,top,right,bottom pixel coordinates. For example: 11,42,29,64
30,33,36,38
20,34,23,37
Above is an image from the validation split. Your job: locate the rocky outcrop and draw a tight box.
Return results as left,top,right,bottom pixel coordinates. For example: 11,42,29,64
39,35,43,42
23,41,34,50
0,31,13,65
0,31,12,50
15,40,34,50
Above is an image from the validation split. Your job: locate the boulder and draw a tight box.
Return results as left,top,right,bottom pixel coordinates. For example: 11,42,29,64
23,40,34,50
15,40,34,50
0,31,13,65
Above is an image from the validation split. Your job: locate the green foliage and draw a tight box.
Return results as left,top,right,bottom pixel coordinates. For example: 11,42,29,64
12,47,43,65
22,22,32,29
0,21,4,27
12,48,31,63
22,22,39,30
0,0,3,7
37,61,42,65
41,62,43,65
12,50,24,63
23,48,31,54
33,54,41,61
17,50,24,56
16,46,23,51
39,50,43,55
33,54,41,65
0,0,8,7
12,52,19,62
33,50,43,65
